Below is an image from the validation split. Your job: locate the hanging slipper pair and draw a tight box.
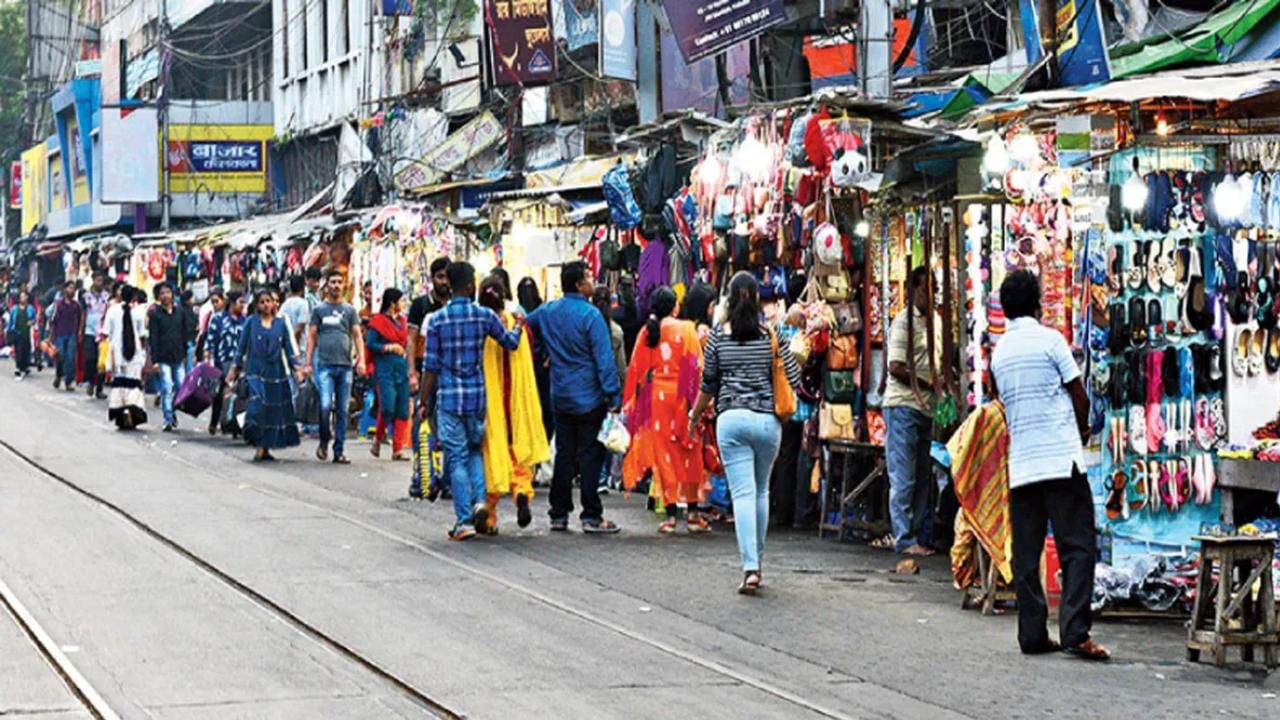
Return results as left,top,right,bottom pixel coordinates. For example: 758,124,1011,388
1194,397,1217,451
1190,453,1217,505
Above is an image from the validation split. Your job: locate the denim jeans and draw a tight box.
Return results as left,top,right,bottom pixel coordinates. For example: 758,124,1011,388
437,409,486,527
54,335,78,387
82,335,101,391
717,409,782,572
884,405,934,552
158,362,188,426
314,365,353,456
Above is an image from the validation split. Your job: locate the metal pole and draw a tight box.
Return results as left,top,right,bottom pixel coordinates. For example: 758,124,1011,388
160,0,171,233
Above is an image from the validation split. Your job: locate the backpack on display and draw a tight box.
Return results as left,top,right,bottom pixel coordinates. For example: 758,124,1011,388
604,164,642,230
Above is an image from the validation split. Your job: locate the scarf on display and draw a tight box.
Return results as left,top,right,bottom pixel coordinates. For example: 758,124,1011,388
946,401,1012,587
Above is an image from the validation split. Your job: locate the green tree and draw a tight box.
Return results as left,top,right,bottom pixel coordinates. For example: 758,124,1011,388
0,1,24,158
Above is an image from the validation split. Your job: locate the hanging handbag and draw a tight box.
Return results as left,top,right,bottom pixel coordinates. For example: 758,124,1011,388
769,328,797,421
700,419,724,475
831,301,862,336
816,267,852,302
788,330,812,365
818,402,857,441
801,415,821,457
797,361,823,403
827,336,859,371
823,368,856,403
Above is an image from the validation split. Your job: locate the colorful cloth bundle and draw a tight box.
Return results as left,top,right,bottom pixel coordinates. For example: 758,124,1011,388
947,400,1013,588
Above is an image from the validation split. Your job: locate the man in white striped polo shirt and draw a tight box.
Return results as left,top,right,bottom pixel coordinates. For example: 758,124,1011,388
991,270,1110,662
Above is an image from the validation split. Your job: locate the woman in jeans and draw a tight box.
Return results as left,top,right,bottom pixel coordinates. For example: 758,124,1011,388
688,272,801,594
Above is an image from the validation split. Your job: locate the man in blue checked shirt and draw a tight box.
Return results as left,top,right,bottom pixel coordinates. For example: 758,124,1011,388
525,261,622,534
419,261,523,541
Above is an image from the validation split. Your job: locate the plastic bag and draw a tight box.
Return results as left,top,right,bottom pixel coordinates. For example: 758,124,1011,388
598,411,631,454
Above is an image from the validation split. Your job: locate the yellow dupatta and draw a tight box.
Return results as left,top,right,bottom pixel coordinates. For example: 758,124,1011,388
481,313,550,495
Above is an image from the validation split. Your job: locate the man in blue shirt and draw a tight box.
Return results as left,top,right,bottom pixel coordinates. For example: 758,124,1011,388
420,261,523,541
525,261,621,534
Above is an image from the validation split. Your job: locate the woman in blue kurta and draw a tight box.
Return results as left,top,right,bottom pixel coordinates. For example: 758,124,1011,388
226,289,305,461
366,288,411,461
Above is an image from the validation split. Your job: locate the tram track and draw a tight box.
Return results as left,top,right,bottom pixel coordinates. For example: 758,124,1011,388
0,438,462,720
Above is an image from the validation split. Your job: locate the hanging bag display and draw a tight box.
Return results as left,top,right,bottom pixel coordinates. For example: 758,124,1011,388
827,336,859,371
818,402,857,441
823,367,857,403
831,301,863,335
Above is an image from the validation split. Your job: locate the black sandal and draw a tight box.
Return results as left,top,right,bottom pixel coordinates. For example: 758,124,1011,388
738,571,761,595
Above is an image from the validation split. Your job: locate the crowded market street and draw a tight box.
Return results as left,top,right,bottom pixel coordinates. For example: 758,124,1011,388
0,377,1274,720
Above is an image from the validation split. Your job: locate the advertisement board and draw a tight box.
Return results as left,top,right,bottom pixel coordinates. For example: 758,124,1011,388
101,107,160,204
488,0,558,85
599,0,636,81
19,145,43,233
660,0,785,64
164,124,273,194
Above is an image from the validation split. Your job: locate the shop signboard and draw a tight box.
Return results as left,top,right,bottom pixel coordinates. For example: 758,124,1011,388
9,161,20,209
49,152,67,212
488,0,558,86
660,0,785,64
66,115,90,206
164,124,274,194
561,0,598,51
394,111,506,193
101,107,160,204
599,0,636,81
1020,0,1111,87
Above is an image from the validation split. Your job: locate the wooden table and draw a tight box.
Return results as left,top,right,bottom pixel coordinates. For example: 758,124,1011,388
1217,459,1280,524
1186,534,1279,668
819,440,887,541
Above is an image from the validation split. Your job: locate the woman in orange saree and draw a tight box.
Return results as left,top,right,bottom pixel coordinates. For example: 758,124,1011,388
622,286,709,534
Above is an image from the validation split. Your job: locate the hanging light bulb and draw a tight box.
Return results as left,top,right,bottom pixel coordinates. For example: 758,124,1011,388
697,154,725,189
1215,172,1247,220
732,134,770,184
1121,157,1148,213
1010,133,1039,163
1155,115,1170,137
854,220,870,237
983,135,1009,175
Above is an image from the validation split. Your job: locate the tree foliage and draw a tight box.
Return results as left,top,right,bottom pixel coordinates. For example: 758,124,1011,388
0,1,25,162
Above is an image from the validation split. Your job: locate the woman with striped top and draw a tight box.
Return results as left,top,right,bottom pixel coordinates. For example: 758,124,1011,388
687,272,802,594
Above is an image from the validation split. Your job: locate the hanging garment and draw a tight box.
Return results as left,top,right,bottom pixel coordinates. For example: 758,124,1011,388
946,400,1013,588
481,313,549,497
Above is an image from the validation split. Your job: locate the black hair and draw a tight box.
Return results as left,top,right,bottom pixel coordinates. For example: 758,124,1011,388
490,267,512,300
132,288,148,304
430,256,451,276
679,282,716,326
226,290,244,307
561,261,588,295
305,267,323,281
908,266,930,290
154,282,173,300
180,289,194,305
323,269,344,282
63,279,76,289
209,286,225,298
591,286,612,322
1000,269,1041,321
289,275,306,294
380,287,404,314
446,261,476,294
517,277,542,313
119,284,137,361
252,288,274,313
645,286,677,348
478,276,505,313
726,271,763,343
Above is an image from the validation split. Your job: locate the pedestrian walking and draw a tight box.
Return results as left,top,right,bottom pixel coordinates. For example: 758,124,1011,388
419,261,524,541
51,280,82,392
591,286,627,496
225,289,305,462
678,281,721,524
80,271,111,399
280,276,311,355
990,270,1110,661
525,261,622,534
306,271,366,465
687,272,801,594
878,266,944,556
6,289,35,379
518,276,554,448
367,288,412,461
405,256,451,499
476,276,547,532
622,286,709,534
205,291,247,436
179,289,199,371
303,268,323,310
101,286,150,430
149,282,195,432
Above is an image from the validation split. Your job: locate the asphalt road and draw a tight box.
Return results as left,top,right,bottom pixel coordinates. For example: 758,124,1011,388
0,368,1276,719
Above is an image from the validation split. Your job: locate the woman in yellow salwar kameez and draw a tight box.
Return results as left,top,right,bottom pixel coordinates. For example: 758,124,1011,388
477,277,549,533
622,286,709,534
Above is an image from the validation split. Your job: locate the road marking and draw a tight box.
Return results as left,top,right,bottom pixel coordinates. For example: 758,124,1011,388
0,577,120,720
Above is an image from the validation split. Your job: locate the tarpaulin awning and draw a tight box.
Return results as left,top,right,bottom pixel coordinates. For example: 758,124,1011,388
1109,0,1280,79
523,154,636,190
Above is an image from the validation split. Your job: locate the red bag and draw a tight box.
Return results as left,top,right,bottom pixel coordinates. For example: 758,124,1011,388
700,420,724,475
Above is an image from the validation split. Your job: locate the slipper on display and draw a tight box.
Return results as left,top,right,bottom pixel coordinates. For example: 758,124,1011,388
1251,328,1266,376
1130,404,1148,456
1234,327,1253,377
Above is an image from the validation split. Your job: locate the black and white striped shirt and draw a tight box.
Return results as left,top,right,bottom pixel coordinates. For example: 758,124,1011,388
702,323,802,416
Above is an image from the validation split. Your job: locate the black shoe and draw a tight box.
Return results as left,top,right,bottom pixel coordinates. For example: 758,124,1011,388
426,485,441,503
516,494,532,528
86,384,94,397
95,389,107,400
52,376,60,389
550,517,569,532
163,423,175,433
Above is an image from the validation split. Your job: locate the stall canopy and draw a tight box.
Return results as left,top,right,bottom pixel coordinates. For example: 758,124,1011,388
1109,0,1280,79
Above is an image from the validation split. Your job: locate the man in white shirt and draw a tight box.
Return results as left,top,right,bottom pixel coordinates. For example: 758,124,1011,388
991,270,1110,661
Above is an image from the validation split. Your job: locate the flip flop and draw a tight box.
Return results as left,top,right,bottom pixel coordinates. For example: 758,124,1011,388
1129,404,1148,456
1195,397,1215,451
1127,241,1146,289
1128,461,1148,512
1235,327,1253,376
1148,298,1163,344
1105,470,1129,521
1251,329,1266,376
1161,236,1178,288
1179,346,1195,398
1210,397,1228,445
1208,344,1226,391
1147,240,1163,293
1130,296,1147,348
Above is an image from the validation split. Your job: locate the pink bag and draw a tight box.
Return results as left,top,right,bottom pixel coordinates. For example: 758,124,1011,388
175,362,223,417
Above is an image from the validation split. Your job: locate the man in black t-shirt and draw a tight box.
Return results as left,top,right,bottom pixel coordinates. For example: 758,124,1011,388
406,256,451,389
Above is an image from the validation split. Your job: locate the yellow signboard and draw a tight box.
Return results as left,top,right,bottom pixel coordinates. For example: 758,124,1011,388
164,124,273,194
20,144,46,234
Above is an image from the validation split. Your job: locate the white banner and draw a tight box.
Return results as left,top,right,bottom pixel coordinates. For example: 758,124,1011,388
101,107,160,204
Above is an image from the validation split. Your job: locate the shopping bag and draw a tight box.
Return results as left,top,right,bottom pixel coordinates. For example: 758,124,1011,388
294,380,320,425
597,411,631,454
175,362,222,417
97,340,110,373
416,416,447,499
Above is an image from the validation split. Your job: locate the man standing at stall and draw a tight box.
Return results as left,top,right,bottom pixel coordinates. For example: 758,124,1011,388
882,266,943,557
991,269,1110,661
307,270,366,465
525,260,622,534
418,261,523,540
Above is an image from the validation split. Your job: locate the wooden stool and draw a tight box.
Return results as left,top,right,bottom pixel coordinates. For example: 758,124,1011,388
1186,535,1279,668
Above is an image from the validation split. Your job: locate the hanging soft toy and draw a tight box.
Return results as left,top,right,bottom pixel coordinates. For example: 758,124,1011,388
829,135,870,189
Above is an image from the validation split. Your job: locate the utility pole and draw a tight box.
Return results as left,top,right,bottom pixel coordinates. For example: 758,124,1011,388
160,0,172,233
858,0,892,98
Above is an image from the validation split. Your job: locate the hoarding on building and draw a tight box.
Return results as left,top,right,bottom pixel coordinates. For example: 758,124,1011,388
660,0,785,64
600,0,636,81
19,145,44,234
488,0,558,85
101,107,160,204
165,124,274,194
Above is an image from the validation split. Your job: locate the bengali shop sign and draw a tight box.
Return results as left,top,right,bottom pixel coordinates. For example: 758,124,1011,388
489,0,558,85
661,0,786,64
394,111,505,193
